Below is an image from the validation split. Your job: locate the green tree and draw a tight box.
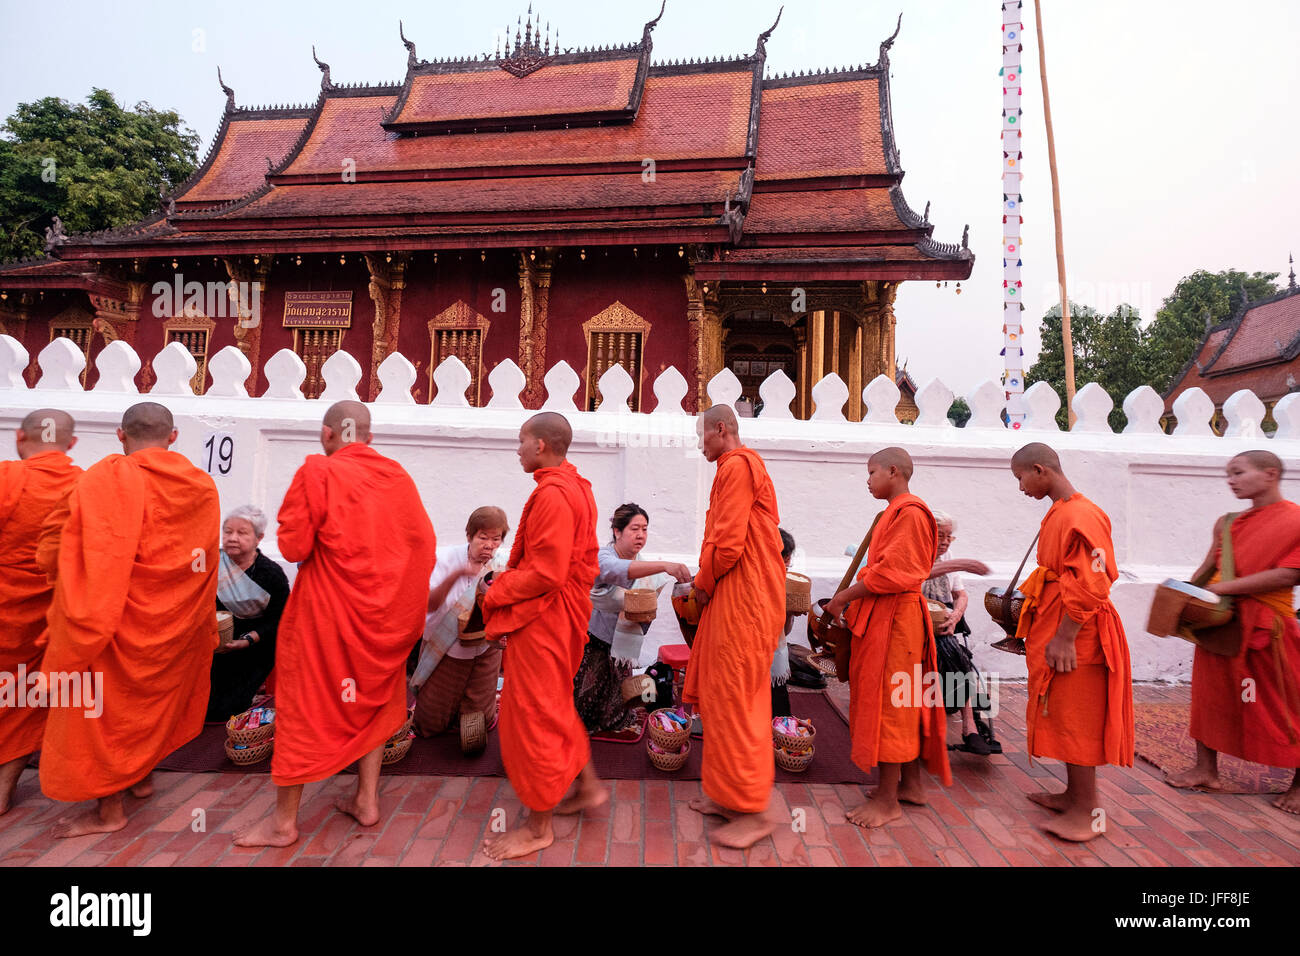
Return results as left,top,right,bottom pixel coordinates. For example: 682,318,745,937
947,397,971,427
0,88,198,261
1027,301,1148,430
1146,269,1280,394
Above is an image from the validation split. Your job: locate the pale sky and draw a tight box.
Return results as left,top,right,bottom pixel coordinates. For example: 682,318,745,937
2,0,1296,396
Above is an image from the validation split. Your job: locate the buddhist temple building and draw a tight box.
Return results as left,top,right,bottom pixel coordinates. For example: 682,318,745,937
0,6,973,416
1163,263,1300,433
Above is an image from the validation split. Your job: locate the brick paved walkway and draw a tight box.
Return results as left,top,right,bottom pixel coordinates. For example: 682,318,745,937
2,684,1298,866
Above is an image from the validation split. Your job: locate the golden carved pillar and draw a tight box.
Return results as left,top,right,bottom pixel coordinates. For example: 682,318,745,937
518,250,552,409
881,281,898,379
223,255,272,394
364,253,408,400
848,318,863,421
87,283,144,349
683,272,724,410
795,326,808,419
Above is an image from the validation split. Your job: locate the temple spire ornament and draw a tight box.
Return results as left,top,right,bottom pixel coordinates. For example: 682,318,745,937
312,46,336,91
642,0,666,45
217,66,235,112
400,21,417,68
1289,252,1297,292
756,6,783,58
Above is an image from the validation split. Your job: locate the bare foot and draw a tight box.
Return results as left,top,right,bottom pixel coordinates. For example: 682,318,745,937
233,816,299,848
52,806,128,839
898,782,928,806
1272,789,1300,816
688,796,739,820
713,812,774,849
1041,809,1103,842
482,826,553,861
335,795,380,827
129,775,154,799
555,781,609,815
845,798,902,829
1028,790,1072,813
1164,766,1222,792
0,757,27,815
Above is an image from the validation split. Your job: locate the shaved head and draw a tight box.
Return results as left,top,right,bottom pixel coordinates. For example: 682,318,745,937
121,402,175,442
18,408,75,450
1011,442,1062,472
699,404,739,435
523,412,572,458
1231,449,1284,477
868,446,914,480
323,400,371,441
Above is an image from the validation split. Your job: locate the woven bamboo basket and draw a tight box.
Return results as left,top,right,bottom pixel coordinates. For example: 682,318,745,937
772,717,816,754
775,744,815,773
647,709,690,751
785,573,812,616
383,732,414,765
387,716,413,746
459,711,487,755
225,737,273,766
623,588,658,623
647,739,690,772
927,600,950,629
216,610,235,647
808,652,838,677
226,711,275,746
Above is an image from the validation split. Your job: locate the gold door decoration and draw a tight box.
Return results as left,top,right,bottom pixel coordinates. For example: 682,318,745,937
582,302,650,412
428,301,491,406
292,328,345,400
49,305,96,386
162,310,216,395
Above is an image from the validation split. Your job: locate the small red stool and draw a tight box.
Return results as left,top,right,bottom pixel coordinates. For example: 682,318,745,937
658,643,692,704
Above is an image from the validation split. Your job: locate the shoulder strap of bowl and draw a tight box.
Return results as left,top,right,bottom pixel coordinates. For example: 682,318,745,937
1003,530,1042,622
838,511,885,594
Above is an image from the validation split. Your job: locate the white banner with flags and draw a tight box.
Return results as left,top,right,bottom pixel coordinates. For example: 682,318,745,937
1001,2,1027,427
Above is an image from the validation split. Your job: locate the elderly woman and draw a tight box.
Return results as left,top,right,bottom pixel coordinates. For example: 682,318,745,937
207,505,291,721
574,503,693,734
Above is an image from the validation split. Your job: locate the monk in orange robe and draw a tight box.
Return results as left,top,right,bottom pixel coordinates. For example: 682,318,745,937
0,409,81,814
1010,442,1133,842
480,412,603,860
684,405,786,849
475,411,600,858
1166,450,1300,815
827,447,951,828
39,402,220,837
236,401,435,847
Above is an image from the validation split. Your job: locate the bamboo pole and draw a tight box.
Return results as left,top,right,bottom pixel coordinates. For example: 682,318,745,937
1034,0,1076,426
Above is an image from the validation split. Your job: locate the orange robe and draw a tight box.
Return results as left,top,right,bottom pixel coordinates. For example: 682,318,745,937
39,447,220,801
271,443,435,786
0,451,81,765
683,447,786,813
1189,500,1300,767
844,494,952,784
483,460,598,811
1016,493,1133,767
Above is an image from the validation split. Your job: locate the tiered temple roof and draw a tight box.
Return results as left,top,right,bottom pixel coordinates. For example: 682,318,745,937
2,6,971,283
1165,275,1300,411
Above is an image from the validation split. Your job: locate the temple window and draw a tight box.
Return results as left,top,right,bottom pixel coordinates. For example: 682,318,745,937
428,301,490,406
49,307,95,386
582,302,650,411
292,328,344,400
162,311,216,394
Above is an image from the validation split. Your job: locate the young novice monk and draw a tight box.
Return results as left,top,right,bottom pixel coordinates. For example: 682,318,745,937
0,409,81,814
1009,442,1134,842
481,413,604,860
827,447,951,828
1166,450,1300,815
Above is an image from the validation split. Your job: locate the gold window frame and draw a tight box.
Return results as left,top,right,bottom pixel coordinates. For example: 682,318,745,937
582,301,651,412
428,300,490,406
162,309,216,395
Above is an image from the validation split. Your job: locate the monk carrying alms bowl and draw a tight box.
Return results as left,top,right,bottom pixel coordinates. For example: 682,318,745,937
1146,579,1232,637
984,586,1027,655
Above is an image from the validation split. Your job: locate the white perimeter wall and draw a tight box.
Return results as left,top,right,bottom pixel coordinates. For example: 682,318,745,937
4,335,1299,684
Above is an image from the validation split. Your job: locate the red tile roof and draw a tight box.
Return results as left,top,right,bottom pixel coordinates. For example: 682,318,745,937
755,80,887,180
1206,294,1300,372
282,72,753,176
389,58,640,127
192,170,737,222
181,116,310,206
744,188,906,233
1165,288,1300,408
